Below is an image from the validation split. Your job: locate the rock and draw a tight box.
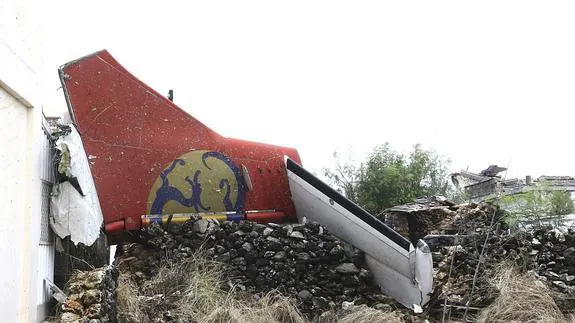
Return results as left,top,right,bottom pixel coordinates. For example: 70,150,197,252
233,230,247,237
264,251,275,258
330,245,345,257
232,257,246,266
263,228,274,236
61,312,82,323
335,263,360,274
548,271,560,279
266,236,281,244
273,251,287,261
553,280,569,290
342,301,355,309
298,289,313,300
297,252,311,261
218,252,231,262
313,296,329,309
289,231,305,239
242,242,254,252
62,299,84,315
253,223,267,232
193,220,208,234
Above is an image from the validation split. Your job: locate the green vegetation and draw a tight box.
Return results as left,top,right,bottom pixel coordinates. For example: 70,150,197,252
499,185,574,228
324,143,454,215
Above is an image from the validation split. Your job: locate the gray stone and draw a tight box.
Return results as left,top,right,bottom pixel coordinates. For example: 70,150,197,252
264,251,275,258
273,251,287,261
263,228,274,236
193,220,208,234
330,245,345,256
313,296,329,308
532,238,541,246
267,236,280,243
61,312,81,323
218,252,231,262
548,271,560,278
298,289,313,300
297,252,311,261
233,230,247,236
253,223,267,232
335,263,360,274
242,242,254,252
553,280,569,290
567,275,575,282
232,257,246,266
289,231,305,239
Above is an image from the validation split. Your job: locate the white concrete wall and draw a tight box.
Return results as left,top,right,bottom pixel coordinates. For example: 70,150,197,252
0,0,46,322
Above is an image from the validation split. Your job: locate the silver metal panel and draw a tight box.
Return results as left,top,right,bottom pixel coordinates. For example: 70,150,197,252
286,160,433,309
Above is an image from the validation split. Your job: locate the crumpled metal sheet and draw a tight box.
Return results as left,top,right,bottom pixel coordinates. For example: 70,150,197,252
50,126,103,246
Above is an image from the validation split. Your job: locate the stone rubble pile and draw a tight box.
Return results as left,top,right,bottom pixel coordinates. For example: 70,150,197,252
57,266,118,323
415,202,575,316
115,220,397,318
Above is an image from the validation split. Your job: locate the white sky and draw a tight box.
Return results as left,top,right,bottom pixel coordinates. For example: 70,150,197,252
41,1,575,180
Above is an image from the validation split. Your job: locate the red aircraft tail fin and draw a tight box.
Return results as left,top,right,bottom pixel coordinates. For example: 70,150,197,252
60,50,300,232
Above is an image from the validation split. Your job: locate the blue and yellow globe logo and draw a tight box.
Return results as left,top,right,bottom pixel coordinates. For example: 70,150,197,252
147,150,246,215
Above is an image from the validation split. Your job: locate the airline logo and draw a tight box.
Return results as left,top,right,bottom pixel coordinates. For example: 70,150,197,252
147,150,246,215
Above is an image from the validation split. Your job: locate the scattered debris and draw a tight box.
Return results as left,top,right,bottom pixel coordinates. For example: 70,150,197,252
53,195,575,321
50,125,103,246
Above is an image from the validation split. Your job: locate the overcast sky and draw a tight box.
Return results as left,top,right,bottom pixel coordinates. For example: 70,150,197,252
42,1,575,180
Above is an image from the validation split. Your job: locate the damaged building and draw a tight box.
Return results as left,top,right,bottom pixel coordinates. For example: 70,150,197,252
452,165,575,203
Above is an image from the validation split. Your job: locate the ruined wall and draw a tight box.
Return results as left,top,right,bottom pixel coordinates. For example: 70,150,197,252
58,266,118,323
0,0,46,321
